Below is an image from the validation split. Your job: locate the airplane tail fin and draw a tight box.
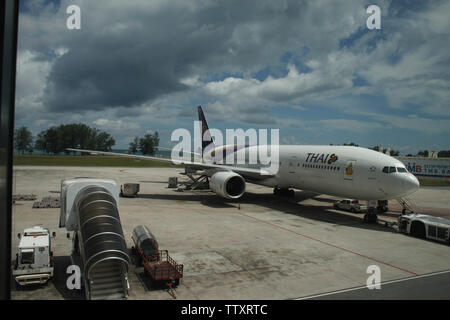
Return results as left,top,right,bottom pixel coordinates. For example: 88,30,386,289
198,106,215,158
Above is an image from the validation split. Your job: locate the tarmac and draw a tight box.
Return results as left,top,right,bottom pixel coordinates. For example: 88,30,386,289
10,166,450,300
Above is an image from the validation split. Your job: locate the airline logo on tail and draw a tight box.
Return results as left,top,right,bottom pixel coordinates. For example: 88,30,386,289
197,106,214,157
194,105,280,174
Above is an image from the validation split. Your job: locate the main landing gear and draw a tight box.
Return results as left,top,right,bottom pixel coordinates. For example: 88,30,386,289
363,208,378,223
273,188,295,197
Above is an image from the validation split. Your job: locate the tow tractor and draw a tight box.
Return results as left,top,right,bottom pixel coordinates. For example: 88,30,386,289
13,226,54,286
398,214,450,244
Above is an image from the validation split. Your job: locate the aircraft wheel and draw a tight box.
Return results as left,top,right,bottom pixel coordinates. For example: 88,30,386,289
363,214,377,223
273,188,279,196
289,190,295,197
410,221,425,238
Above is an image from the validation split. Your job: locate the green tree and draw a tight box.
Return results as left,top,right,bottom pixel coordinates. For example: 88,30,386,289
139,131,159,155
438,150,450,158
371,146,399,156
34,132,48,153
45,127,61,154
14,126,33,154
418,150,429,157
128,136,139,154
34,123,116,154
95,131,115,151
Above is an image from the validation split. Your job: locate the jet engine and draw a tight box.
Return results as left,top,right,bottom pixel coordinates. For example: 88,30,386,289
209,171,246,199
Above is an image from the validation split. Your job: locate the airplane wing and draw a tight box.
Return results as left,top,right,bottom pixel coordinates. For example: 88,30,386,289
156,146,201,157
66,148,274,177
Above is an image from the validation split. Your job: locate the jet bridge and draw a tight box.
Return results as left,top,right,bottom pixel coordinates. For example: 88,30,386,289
60,178,130,300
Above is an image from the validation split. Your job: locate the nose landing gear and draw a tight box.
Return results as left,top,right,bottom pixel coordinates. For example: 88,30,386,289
363,207,378,223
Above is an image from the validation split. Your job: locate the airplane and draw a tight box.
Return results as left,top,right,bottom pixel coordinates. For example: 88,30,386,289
68,106,420,223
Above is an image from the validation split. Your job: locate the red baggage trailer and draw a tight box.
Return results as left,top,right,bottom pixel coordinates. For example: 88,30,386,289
132,225,183,287
143,250,183,286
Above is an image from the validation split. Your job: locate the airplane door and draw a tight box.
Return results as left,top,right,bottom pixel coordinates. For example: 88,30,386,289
367,164,378,181
344,160,356,181
289,156,297,174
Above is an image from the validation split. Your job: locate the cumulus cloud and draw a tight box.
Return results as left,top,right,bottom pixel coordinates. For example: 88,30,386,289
17,0,368,113
14,0,450,151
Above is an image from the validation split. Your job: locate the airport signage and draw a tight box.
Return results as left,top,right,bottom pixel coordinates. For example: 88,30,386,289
399,158,450,179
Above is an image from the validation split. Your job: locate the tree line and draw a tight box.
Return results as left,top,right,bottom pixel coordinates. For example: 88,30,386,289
128,132,160,155
330,142,401,156
413,150,450,158
14,124,160,156
14,127,449,158
14,124,115,154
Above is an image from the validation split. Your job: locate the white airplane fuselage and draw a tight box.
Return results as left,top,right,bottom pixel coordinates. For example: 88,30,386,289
205,145,419,200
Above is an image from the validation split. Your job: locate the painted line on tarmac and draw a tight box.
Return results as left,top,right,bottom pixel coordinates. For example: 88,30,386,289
292,269,450,300
236,211,418,276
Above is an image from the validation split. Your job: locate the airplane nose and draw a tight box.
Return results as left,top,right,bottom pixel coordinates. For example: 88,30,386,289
402,174,420,195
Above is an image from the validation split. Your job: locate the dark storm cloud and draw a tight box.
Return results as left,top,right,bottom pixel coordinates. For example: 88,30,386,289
23,0,356,113
44,45,187,111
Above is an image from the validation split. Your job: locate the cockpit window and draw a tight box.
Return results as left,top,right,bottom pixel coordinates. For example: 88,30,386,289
383,166,399,173
397,167,407,173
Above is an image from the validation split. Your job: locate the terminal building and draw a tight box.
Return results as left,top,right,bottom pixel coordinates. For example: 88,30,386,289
374,145,450,181
396,156,450,180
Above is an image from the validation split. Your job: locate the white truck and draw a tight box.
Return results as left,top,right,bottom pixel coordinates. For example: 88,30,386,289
13,226,54,286
333,199,367,213
398,214,450,244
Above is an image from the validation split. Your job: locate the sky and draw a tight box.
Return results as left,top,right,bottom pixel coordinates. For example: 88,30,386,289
14,0,450,154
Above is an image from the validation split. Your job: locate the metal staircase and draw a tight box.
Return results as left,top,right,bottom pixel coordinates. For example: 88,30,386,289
74,185,130,300
396,197,415,214
61,179,130,300
88,260,128,300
